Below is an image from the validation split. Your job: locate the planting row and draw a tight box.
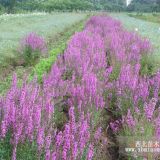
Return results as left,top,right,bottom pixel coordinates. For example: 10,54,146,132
0,15,158,160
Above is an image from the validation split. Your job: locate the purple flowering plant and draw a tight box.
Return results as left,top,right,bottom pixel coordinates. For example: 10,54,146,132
0,15,160,160
19,32,47,66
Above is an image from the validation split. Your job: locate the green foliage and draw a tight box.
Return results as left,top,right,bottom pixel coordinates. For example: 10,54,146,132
0,0,16,13
16,0,43,11
31,41,66,83
16,141,38,160
127,0,159,12
54,107,68,130
109,63,121,81
128,13,160,23
1,0,127,13
22,47,41,66
0,132,12,160
0,3,5,14
32,53,57,82
140,55,156,76
0,74,12,95
0,131,39,160
43,0,94,12
100,0,125,11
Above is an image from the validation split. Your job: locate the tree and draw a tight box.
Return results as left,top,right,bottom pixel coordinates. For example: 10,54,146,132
127,0,157,12
0,0,127,13
157,0,160,6
0,0,16,13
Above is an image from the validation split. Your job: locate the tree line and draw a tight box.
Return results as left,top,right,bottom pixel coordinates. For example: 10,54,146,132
127,0,160,12
0,0,126,13
1,0,160,14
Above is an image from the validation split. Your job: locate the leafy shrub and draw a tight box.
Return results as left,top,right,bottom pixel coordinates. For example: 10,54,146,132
19,32,47,66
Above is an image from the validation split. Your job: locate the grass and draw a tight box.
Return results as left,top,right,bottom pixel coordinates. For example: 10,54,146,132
128,13,160,24
110,13,160,72
0,12,87,65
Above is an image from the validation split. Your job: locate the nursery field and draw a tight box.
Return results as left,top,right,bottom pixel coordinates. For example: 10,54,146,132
0,12,87,64
1,13,160,160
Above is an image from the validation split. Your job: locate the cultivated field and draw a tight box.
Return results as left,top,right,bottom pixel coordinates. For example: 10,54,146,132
0,12,86,64
1,12,160,160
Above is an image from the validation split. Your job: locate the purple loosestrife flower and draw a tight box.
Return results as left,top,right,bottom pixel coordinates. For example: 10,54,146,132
56,131,63,147
86,16,151,64
150,72,160,98
134,106,140,115
79,119,90,153
69,107,76,133
51,152,57,160
45,150,51,160
62,124,70,160
14,123,23,145
45,133,52,150
110,120,121,133
69,107,77,159
20,32,47,54
26,115,33,141
12,146,17,160
144,98,157,121
125,109,135,128
62,148,67,160
53,107,93,159
1,120,7,138
87,144,94,160
155,114,160,139
137,79,149,102
37,127,45,152
33,105,41,130
94,127,102,141
73,141,78,159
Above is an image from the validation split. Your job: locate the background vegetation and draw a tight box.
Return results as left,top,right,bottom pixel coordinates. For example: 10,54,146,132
2,0,160,13
0,0,126,13
127,0,160,12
